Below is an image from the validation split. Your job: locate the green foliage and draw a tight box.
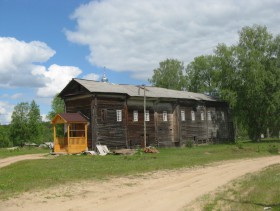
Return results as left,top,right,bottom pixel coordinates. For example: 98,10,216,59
267,144,279,154
47,94,64,121
215,25,280,141
186,55,219,95
0,125,11,148
9,101,44,146
148,58,186,90
185,140,194,148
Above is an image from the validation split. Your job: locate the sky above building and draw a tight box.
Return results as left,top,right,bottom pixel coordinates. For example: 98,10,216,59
0,0,280,124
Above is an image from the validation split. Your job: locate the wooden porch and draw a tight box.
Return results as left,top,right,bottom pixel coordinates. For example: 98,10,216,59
51,113,89,154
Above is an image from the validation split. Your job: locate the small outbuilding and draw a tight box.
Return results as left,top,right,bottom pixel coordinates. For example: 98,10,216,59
51,113,89,154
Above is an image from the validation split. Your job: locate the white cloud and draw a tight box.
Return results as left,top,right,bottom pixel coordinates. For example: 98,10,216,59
66,0,280,79
0,37,56,87
0,101,14,125
34,64,82,97
82,73,99,81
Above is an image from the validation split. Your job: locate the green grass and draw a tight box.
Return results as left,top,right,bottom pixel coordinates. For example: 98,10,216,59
0,141,279,200
200,164,280,211
0,147,49,158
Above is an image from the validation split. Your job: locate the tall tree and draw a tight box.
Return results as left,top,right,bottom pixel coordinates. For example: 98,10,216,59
9,102,30,146
149,59,186,90
215,25,280,141
28,100,43,144
0,125,11,148
186,55,219,95
47,94,64,121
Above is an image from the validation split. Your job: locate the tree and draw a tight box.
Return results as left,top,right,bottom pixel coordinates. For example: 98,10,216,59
47,94,64,121
47,94,64,137
0,125,11,148
186,55,219,95
9,102,30,146
28,100,43,144
215,25,280,141
149,59,187,90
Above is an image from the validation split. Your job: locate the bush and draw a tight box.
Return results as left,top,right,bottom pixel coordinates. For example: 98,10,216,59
267,144,279,154
235,140,244,149
186,140,194,148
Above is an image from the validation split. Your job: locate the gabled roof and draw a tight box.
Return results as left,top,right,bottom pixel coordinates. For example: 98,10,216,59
51,113,88,124
60,78,219,102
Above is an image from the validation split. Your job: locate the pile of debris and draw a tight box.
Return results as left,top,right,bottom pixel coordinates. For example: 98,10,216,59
143,147,159,153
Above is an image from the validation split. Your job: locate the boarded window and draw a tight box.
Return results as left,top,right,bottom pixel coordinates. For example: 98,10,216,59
191,110,195,121
221,111,225,121
201,111,205,121
207,111,212,121
145,110,150,121
181,110,185,121
133,110,138,122
116,110,122,122
101,109,107,122
163,111,168,122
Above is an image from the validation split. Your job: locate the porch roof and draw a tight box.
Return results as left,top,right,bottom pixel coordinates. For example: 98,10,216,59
51,113,88,124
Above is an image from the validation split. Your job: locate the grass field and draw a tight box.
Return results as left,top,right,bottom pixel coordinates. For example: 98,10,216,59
0,140,279,200
0,147,49,158
200,164,280,211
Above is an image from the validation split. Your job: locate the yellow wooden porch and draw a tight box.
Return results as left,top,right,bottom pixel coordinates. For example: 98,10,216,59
51,113,89,154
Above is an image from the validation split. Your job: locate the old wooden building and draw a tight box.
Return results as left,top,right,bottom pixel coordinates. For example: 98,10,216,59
58,78,234,150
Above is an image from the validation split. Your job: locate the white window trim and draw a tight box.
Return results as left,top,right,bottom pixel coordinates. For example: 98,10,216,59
163,111,168,122
133,110,138,122
207,111,212,121
145,110,150,121
191,110,195,121
116,110,122,122
201,111,205,121
181,110,186,121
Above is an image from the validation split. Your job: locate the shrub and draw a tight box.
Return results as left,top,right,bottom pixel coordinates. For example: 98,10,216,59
186,140,194,148
267,144,279,154
236,140,244,149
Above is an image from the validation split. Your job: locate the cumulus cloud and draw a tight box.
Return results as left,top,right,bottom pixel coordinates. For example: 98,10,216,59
33,64,82,97
82,73,100,81
0,37,56,87
66,0,280,79
0,101,14,124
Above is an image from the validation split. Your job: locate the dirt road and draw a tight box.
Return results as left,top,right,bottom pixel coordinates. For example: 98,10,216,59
0,154,47,169
1,155,280,211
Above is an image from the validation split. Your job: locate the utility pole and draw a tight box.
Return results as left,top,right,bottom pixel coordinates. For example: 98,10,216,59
138,85,147,148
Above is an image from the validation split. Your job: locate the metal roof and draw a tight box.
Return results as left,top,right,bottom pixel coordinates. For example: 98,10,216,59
73,78,218,102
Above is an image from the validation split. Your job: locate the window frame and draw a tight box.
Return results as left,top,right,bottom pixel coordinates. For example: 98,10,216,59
116,109,122,122
191,110,195,121
181,110,186,121
133,110,138,122
145,110,150,122
163,111,168,122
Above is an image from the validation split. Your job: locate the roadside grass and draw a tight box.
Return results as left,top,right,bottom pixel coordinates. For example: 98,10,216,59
0,147,49,158
0,141,279,200
198,164,280,211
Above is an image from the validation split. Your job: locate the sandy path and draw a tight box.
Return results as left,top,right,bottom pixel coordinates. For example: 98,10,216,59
0,154,47,168
1,155,280,211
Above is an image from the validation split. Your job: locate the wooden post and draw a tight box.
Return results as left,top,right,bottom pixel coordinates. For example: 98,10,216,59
67,124,70,153
143,85,146,148
53,125,56,151
85,123,88,149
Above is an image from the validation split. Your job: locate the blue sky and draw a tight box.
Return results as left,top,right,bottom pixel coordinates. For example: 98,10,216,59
1,0,280,124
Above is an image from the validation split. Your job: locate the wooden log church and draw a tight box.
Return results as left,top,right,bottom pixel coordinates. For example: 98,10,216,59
54,78,234,152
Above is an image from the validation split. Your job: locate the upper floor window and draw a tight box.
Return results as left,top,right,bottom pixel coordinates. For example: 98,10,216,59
191,110,195,121
145,110,150,121
133,110,138,122
207,111,212,121
116,110,122,122
201,111,205,121
181,110,186,121
163,111,168,122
